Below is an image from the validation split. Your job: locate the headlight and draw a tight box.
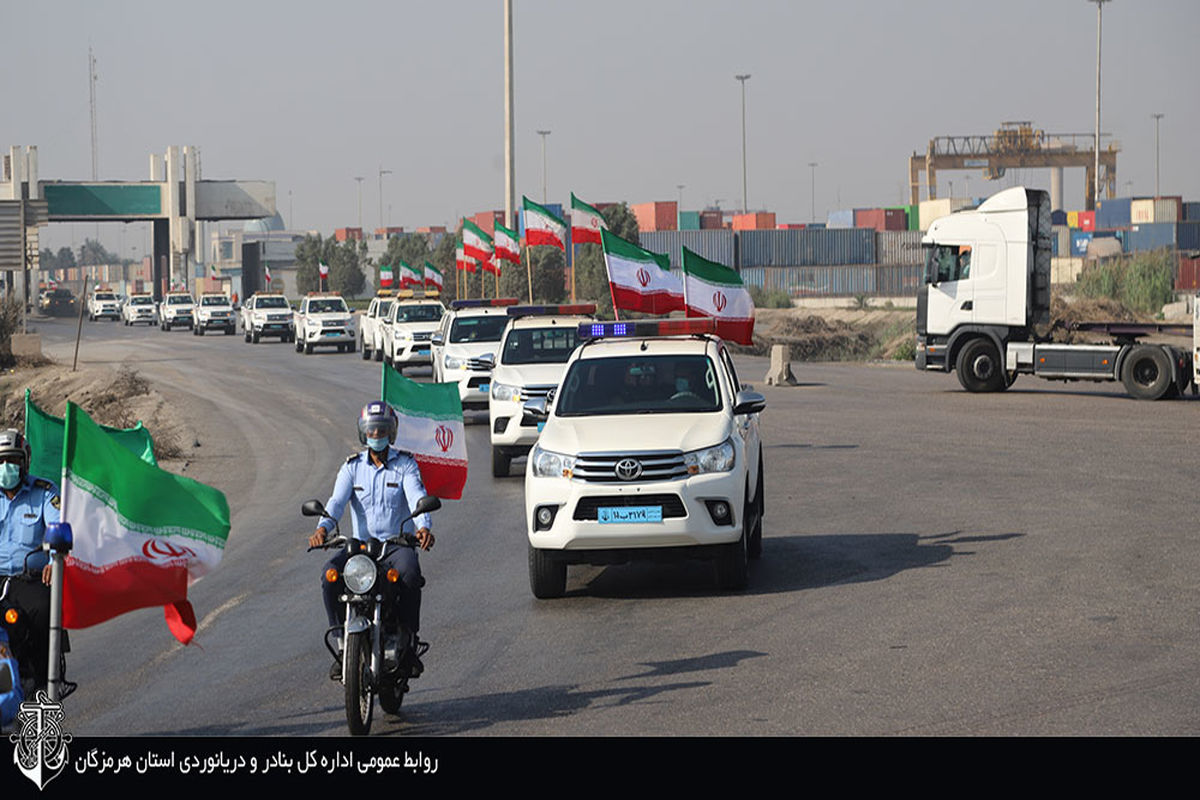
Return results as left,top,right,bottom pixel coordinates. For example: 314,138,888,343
682,439,736,474
306,319,320,328
491,382,520,401
530,444,576,478
342,554,377,594
444,354,464,370
394,328,413,340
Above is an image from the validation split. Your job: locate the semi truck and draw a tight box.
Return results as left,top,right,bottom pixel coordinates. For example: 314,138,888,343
915,186,1197,400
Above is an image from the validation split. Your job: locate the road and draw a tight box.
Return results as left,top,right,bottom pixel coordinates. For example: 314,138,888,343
19,313,1200,736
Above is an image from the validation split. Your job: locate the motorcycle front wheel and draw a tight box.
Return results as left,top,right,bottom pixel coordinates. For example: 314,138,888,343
344,631,374,736
378,678,407,715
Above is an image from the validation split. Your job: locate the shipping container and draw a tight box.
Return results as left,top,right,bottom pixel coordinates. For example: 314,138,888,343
732,212,776,231
1051,210,1068,226
1094,197,1131,230
1051,257,1084,284
1078,210,1095,232
334,227,363,242
1070,230,1093,257
1176,253,1200,290
1125,222,1200,253
631,201,678,232
918,198,973,231
825,209,855,229
678,210,701,231
854,208,907,232
1067,210,1079,228
777,223,807,230
738,229,875,268
1184,202,1200,222
739,265,876,296
699,210,724,230
875,264,924,295
1052,225,1070,258
638,230,736,270
875,231,925,266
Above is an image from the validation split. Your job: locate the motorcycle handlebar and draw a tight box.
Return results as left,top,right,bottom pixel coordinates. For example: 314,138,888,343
307,533,419,553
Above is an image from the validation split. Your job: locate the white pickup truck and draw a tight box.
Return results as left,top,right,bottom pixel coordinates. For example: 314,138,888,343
241,293,295,343
87,290,121,321
294,293,356,355
160,293,196,331
193,293,237,336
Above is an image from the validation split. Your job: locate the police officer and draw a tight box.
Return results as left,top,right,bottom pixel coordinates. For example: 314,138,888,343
0,429,59,690
307,401,433,679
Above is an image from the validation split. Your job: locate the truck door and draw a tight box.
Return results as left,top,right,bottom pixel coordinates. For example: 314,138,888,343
921,244,974,335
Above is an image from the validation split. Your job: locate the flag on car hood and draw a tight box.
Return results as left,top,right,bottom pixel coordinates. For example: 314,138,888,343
60,403,230,644
382,365,467,499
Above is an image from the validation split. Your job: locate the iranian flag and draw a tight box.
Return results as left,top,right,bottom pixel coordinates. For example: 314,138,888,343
264,265,273,285
494,222,521,264
522,196,566,249
382,365,467,499
318,262,329,279
682,247,755,345
424,261,444,291
571,193,607,245
399,260,422,289
601,229,684,315
462,220,494,262
479,256,499,276
455,243,474,273
379,263,395,289
60,403,230,645
208,262,218,278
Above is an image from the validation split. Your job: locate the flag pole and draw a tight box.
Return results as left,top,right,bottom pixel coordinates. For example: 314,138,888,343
570,243,576,303
525,246,534,303
681,246,690,317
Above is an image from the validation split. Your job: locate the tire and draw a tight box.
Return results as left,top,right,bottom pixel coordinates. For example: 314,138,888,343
374,347,383,362
529,545,567,599
492,447,511,478
955,338,1005,393
1121,345,1173,400
748,456,764,560
252,331,261,344
361,339,371,360
295,336,303,353
378,679,406,715
304,341,314,355
343,631,374,736
715,509,749,591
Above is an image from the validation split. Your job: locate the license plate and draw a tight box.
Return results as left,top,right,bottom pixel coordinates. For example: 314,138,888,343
537,422,545,432
598,506,663,524
415,347,430,355
478,383,490,393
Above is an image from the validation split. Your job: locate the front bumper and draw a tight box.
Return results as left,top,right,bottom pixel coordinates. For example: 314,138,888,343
443,367,490,407
304,326,354,347
199,314,235,329
489,397,541,448
392,339,433,365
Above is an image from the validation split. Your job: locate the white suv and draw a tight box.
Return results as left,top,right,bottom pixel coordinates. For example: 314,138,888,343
431,299,518,410
384,298,445,373
294,293,356,354
487,305,596,477
160,293,196,331
87,290,121,321
359,294,395,361
194,293,236,336
523,319,765,598
241,293,295,343
121,294,158,326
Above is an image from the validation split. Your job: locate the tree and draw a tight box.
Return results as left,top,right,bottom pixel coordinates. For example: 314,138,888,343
377,234,432,290
78,238,116,267
294,234,365,297
573,203,639,318
57,247,77,269
429,231,457,304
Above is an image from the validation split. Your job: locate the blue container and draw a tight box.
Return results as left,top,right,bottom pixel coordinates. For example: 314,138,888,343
1051,210,1068,226
1124,223,1177,252
1183,202,1200,222
1095,197,1132,230
638,230,736,270
1070,230,1093,257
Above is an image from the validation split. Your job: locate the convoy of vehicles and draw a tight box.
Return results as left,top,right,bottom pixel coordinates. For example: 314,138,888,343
383,296,445,373
121,294,158,326
160,292,196,331
241,293,295,343
194,293,237,336
916,186,1197,400
295,293,356,354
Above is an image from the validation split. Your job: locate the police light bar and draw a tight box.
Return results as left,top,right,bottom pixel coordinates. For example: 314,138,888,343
449,297,520,309
507,303,598,318
423,290,441,298
577,318,717,340
390,289,412,298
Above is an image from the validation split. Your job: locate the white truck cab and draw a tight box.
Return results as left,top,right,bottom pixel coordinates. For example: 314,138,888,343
87,290,120,321
431,298,519,409
294,293,356,354
522,318,766,598
121,294,158,326
194,293,236,336
241,293,295,343
160,292,196,331
384,294,445,373
486,304,597,477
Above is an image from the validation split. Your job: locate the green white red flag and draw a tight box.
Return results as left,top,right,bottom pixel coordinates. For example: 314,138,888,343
382,365,467,499
522,196,566,250
60,403,230,645
601,229,684,315
455,243,474,273
494,222,521,264
318,262,329,279
462,220,494,263
424,261,443,291
682,247,755,345
571,193,607,245
399,260,422,289
379,263,395,289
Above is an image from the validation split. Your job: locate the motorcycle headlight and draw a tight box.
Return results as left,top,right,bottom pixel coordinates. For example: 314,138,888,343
342,554,377,594
683,439,736,474
444,354,464,370
530,444,576,478
491,382,520,401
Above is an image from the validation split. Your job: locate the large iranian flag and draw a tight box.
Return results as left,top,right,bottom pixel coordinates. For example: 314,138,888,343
522,196,566,249
462,220,494,262
382,365,467,499
493,222,521,264
682,247,755,345
25,390,156,483
424,261,444,291
379,263,395,289
571,192,607,245
399,260,422,289
601,229,684,315
60,403,230,645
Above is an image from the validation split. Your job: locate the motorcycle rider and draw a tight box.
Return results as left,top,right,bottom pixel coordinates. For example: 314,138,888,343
307,401,433,679
0,428,59,690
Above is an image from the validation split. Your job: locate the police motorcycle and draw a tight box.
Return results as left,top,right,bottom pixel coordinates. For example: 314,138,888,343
303,494,440,736
1,547,76,723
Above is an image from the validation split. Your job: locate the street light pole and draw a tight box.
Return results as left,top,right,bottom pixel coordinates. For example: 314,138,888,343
1152,112,1164,197
1089,0,1111,209
378,166,392,234
536,130,551,203
354,176,364,231
807,162,818,223
735,74,751,214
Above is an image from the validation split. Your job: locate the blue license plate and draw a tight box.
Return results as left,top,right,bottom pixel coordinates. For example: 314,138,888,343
598,506,663,524
415,347,430,355
478,383,490,393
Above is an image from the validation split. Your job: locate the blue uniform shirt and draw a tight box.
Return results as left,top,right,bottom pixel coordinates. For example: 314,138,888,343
0,474,60,576
318,448,431,541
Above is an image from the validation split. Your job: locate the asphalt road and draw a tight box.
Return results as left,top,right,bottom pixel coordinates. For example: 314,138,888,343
19,313,1200,736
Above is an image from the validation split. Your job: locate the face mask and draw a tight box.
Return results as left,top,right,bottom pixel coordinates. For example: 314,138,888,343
0,463,21,490
366,437,390,452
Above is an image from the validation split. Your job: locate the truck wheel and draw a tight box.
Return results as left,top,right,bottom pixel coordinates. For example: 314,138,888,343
956,339,1005,393
373,347,383,363
304,341,314,355
361,340,371,360
252,331,261,344
491,447,511,478
529,545,567,599
1121,346,1172,400
715,524,749,591
748,456,764,560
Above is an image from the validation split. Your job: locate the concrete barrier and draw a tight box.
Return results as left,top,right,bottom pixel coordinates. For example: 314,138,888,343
764,344,796,386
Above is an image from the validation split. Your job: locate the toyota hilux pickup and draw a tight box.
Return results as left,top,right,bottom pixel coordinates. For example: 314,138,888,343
160,292,196,331
194,293,237,336
241,293,295,343
294,293,356,354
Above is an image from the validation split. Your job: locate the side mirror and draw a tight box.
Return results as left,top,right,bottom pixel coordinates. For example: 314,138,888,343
301,499,328,518
431,332,445,347
477,354,495,371
732,390,766,416
413,496,442,515
522,396,549,424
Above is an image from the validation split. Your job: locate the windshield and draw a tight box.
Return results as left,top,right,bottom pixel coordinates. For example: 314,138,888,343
449,315,508,343
51,289,73,298
94,293,116,301
556,355,722,416
167,295,194,305
201,296,229,306
307,299,348,314
394,304,443,323
501,326,580,365
255,296,288,308
130,296,153,306
375,300,393,317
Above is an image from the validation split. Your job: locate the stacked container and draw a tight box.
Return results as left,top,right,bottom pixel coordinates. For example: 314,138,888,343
732,212,776,230
631,201,678,232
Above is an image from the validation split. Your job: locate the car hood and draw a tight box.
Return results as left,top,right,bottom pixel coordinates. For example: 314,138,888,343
540,411,730,455
444,342,501,359
492,362,569,387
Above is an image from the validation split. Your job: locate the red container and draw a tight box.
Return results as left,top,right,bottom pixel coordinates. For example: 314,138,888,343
1078,211,1095,232
335,227,363,242
632,201,678,232
470,211,504,236
732,212,776,230
777,223,807,230
699,211,724,230
854,208,906,231
416,226,447,234
1176,254,1200,291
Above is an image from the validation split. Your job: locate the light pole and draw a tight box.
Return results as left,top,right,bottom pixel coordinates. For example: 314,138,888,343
536,130,551,203
676,184,685,226
1151,112,1164,197
807,162,817,223
1088,0,1111,209
735,74,751,214
354,177,365,231
378,166,392,234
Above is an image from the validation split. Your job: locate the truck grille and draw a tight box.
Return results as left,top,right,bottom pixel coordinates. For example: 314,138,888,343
573,494,687,520
412,332,432,342
572,451,688,483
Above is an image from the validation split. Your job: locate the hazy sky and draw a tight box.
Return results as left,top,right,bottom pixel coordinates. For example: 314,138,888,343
7,0,1198,255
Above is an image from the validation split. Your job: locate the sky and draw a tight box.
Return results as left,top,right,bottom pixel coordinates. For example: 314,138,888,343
6,0,1199,256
